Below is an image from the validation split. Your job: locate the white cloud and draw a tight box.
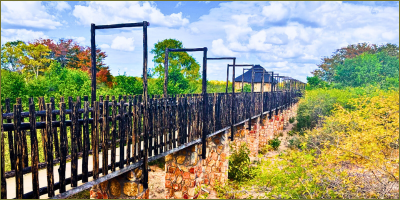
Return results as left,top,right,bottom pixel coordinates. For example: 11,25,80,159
49,1,71,12
262,2,290,22
72,1,189,27
211,39,236,56
187,1,399,81
1,29,48,44
175,2,182,8
111,36,135,51
99,44,110,49
1,1,62,29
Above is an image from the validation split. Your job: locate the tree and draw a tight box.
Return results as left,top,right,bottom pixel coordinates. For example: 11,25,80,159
113,73,143,95
32,38,113,87
312,43,378,83
20,43,52,79
151,39,201,80
1,41,26,72
32,38,81,68
306,76,328,89
150,39,201,94
334,52,399,88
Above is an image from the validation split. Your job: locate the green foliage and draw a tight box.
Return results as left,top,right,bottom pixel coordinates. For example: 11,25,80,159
151,38,200,80
287,136,302,150
312,42,399,83
113,73,143,95
243,84,252,92
296,86,394,131
1,40,26,71
1,68,26,106
306,76,328,90
259,144,273,154
268,138,281,150
245,150,343,199
228,143,255,182
289,117,295,124
334,52,399,88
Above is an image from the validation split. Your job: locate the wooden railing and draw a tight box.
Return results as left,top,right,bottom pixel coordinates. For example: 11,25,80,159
1,89,302,199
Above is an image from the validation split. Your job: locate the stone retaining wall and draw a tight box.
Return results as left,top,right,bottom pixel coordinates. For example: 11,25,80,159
90,167,149,199
202,131,229,188
165,145,202,199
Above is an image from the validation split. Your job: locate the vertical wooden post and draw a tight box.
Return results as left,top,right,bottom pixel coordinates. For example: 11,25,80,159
202,47,208,159
91,23,96,106
225,64,229,94
1,105,6,199
261,70,264,118
5,99,15,170
119,98,125,169
46,103,55,197
164,48,169,97
249,67,254,130
71,101,78,187
103,96,109,174
111,96,117,171
14,104,23,199
93,102,100,179
59,101,67,192
82,96,89,182
50,97,60,159
29,99,39,198
231,58,236,141
142,21,149,189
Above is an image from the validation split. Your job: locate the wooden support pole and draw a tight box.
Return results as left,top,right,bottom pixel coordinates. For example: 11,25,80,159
142,21,149,189
202,48,208,159
91,23,96,106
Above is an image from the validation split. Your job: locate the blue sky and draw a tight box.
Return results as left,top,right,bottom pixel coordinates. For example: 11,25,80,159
1,1,399,82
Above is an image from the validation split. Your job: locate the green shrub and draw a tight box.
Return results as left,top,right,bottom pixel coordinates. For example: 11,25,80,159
289,117,295,123
288,136,302,150
259,144,273,154
268,138,281,150
228,143,255,182
287,130,295,136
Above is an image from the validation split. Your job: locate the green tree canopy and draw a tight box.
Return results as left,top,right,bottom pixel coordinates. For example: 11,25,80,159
1,40,26,72
334,52,399,88
151,39,201,80
312,43,399,83
150,39,201,94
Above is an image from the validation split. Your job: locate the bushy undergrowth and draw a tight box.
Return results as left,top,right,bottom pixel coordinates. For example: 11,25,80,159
296,86,395,131
268,138,281,150
228,143,256,182
218,88,399,199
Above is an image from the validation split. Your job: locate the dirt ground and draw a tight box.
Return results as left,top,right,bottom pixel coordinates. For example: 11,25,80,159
148,165,166,199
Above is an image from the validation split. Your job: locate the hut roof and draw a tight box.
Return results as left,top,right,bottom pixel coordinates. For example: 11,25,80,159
234,65,277,83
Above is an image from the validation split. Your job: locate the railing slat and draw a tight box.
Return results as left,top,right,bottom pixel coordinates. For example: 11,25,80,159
59,101,67,193
1,104,6,199
126,96,132,165
46,103,55,197
102,97,109,175
50,97,60,159
82,97,89,182
93,102,100,179
14,104,24,198
111,96,117,172
76,97,82,154
29,99,40,198
119,99,125,169
71,101,78,187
